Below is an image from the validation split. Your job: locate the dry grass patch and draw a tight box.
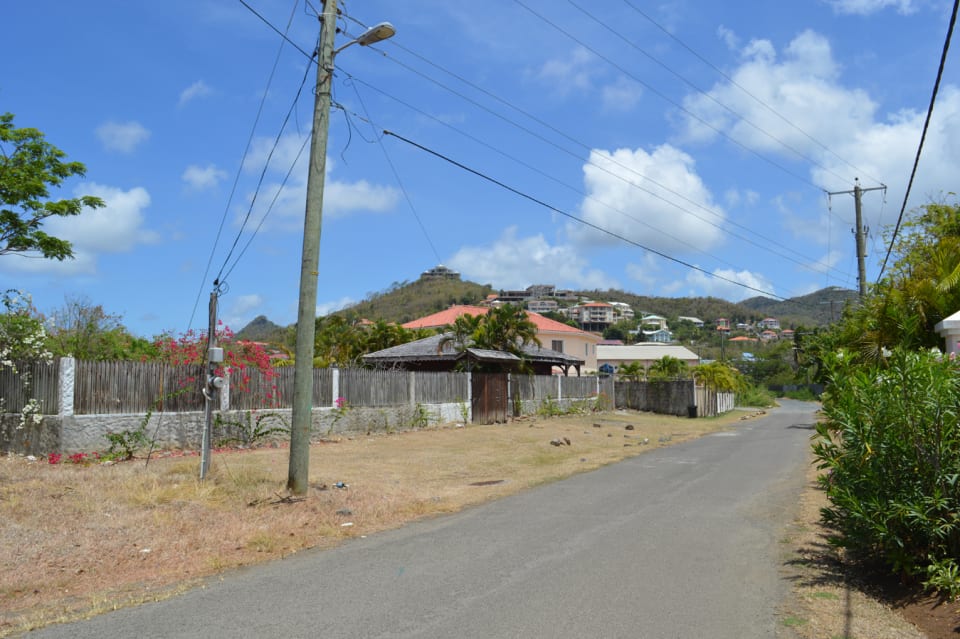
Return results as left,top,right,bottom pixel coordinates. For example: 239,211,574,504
0,409,751,636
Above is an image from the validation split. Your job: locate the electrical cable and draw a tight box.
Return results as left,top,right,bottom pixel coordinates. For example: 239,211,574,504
368,38,847,276
876,0,959,282
214,45,316,287
344,79,443,265
567,0,858,189
236,0,315,61
344,12,846,275
384,130,786,300
618,0,883,188
512,0,824,192
346,72,853,285
189,0,301,330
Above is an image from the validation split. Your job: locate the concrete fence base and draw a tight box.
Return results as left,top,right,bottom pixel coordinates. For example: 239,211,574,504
1,402,468,455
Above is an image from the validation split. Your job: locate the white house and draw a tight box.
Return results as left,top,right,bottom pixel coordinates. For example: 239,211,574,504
597,343,699,370
935,309,960,356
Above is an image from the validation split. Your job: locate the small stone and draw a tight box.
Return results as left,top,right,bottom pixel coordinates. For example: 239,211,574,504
593,423,602,428
607,433,613,438
625,424,635,430
563,437,571,445
550,439,563,446
336,509,353,516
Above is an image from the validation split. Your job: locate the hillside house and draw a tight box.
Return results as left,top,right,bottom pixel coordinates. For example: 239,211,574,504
642,328,674,343
597,344,699,371
757,317,780,330
402,305,600,371
677,316,704,327
568,302,616,332
641,314,668,330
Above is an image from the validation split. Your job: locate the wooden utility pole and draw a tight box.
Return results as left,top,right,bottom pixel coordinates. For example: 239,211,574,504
288,0,337,496
828,178,886,297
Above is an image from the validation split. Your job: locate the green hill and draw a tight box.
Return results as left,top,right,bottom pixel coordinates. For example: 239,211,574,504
342,278,495,324
236,277,855,339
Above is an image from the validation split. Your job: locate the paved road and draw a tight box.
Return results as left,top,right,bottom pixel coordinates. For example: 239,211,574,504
35,400,817,639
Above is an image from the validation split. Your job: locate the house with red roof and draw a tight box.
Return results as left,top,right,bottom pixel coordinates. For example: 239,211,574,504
402,305,601,371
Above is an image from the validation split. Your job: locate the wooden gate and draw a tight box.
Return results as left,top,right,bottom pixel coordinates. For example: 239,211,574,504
471,373,509,424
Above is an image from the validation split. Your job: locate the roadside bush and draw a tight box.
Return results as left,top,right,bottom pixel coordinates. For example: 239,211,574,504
735,383,776,408
813,348,960,595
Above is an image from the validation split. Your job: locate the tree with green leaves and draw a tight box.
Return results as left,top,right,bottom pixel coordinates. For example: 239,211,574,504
0,113,105,260
647,355,688,380
44,295,157,361
615,361,645,381
472,304,541,355
693,361,743,392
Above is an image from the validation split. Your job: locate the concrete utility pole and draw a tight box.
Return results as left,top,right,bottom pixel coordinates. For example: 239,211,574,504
201,289,222,480
288,4,395,495
828,178,886,298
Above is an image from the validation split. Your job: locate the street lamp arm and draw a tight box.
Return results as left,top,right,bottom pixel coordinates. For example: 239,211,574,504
333,21,396,55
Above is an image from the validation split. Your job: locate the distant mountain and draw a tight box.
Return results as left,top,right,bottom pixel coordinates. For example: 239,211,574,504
739,286,859,327
235,315,286,342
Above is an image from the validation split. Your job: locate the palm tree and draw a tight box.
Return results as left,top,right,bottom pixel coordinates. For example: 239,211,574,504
473,304,540,355
648,355,688,380
616,361,645,382
693,361,743,392
437,313,483,355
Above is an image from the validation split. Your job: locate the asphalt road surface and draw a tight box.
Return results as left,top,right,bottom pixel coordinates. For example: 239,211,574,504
34,400,817,639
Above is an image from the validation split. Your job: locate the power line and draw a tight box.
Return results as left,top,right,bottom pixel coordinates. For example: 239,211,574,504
618,0,883,188
876,0,960,282
347,12,845,276
512,0,824,192
344,78,443,265
384,130,786,300
236,0,315,61
189,0,302,330
345,69,853,286
214,45,316,287
566,0,858,189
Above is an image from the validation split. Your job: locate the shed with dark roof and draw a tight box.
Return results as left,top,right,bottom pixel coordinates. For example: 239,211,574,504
362,332,584,375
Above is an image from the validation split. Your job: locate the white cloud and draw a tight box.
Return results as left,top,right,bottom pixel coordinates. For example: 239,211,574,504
685,267,776,301
448,226,617,290
316,296,355,317
182,164,228,191
95,121,150,153
625,254,661,291
178,80,213,107
537,46,595,94
679,30,876,160
823,0,917,15
717,25,740,51
222,294,263,331
601,77,643,112
240,133,399,229
570,144,726,255
3,183,158,275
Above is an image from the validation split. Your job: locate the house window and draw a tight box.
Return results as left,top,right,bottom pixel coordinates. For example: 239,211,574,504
551,340,564,353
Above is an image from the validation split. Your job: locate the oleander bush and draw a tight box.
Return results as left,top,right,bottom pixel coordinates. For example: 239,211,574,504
813,347,960,596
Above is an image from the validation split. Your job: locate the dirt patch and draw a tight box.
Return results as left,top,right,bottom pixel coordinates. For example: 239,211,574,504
779,454,960,638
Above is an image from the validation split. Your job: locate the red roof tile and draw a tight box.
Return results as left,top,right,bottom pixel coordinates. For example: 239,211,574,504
401,305,589,335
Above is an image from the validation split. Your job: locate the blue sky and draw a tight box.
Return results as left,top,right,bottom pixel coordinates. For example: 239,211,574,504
2,0,958,337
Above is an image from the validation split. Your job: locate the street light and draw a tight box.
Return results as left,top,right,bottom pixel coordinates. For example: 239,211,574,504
288,4,395,495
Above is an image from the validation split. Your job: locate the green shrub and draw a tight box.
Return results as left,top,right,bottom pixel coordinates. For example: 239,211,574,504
813,348,960,591
735,383,776,408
